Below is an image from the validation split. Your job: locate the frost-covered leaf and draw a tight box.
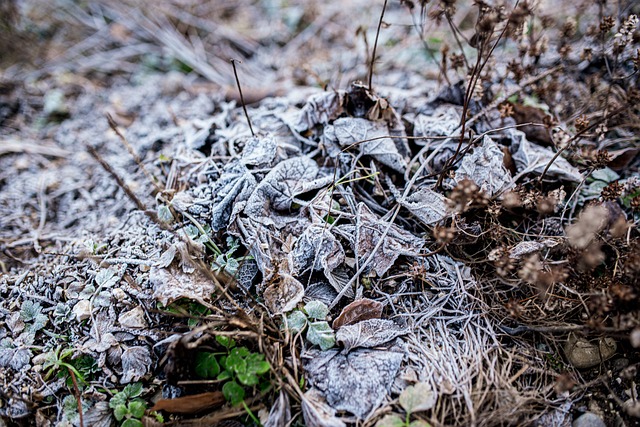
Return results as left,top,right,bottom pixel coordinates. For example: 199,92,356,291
394,187,449,226
399,382,436,413
156,244,177,268
307,321,336,350
241,134,277,166
294,91,345,132
375,414,405,427
157,204,174,223
263,273,304,314
508,239,559,259
408,105,461,145
510,129,582,182
336,319,408,352
354,203,423,277
244,156,333,222
303,347,404,419
149,266,216,306
82,401,113,427
120,346,151,383
329,118,407,172
285,310,308,334
301,388,346,427
209,161,257,231
118,306,148,329
290,225,345,277
19,300,43,322
332,298,383,329
95,268,119,288
305,300,329,320
453,136,513,196
53,303,74,326
0,338,31,370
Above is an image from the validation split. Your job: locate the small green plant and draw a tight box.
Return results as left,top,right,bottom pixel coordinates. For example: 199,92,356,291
194,336,271,406
20,300,48,334
42,346,89,387
162,299,212,328
284,300,335,350
109,383,147,427
375,382,435,427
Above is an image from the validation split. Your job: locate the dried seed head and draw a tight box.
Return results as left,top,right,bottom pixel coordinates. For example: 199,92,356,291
566,204,608,249
600,15,616,35
501,190,522,209
575,115,589,133
433,225,456,244
600,181,624,201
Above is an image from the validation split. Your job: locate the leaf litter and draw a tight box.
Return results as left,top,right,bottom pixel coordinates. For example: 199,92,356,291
0,1,639,426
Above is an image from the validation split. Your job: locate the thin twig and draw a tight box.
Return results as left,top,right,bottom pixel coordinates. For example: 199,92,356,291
230,59,255,136
368,0,388,92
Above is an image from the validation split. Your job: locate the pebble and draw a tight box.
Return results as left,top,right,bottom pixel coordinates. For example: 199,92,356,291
572,412,606,427
72,300,92,321
564,333,616,369
118,306,148,329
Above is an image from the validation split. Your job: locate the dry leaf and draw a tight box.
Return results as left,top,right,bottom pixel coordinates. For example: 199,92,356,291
150,391,225,414
263,273,304,314
336,319,408,352
149,266,216,306
329,117,407,173
121,346,152,383
263,391,291,427
303,347,404,419
332,298,383,329
301,388,346,427
453,136,513,196
354,203,423,277
399,382,436,413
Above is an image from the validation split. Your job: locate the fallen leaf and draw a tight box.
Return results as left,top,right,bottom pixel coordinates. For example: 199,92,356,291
336,319,408,352
399,382,436,413
453,136,513,196
301,388,346,427
150,391,225,414
121,346,152,383
303,346,404,419
263,273,304,314
354,204,423,277
329,118,407,173
332,298,383,329
149,266,216,307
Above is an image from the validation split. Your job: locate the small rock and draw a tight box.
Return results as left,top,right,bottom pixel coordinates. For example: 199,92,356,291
612,358,629,372
630,327,640,348
572,412,606,427
72,300,92,321
118,306,147,329
565,333,616,369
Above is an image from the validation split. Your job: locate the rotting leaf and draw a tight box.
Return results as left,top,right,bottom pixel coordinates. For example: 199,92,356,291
263,273,304,314
301,388,346,427
354,203,423,277
120,346,152,384
452,136,513,196
209,161,257,231
289,225,345,282
150,391,225,414
328,117,408,173
399,382,436,413
336,319,408,352
0,338,31,370
332,298,383,329
303,347,405,419
149,266,216,307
